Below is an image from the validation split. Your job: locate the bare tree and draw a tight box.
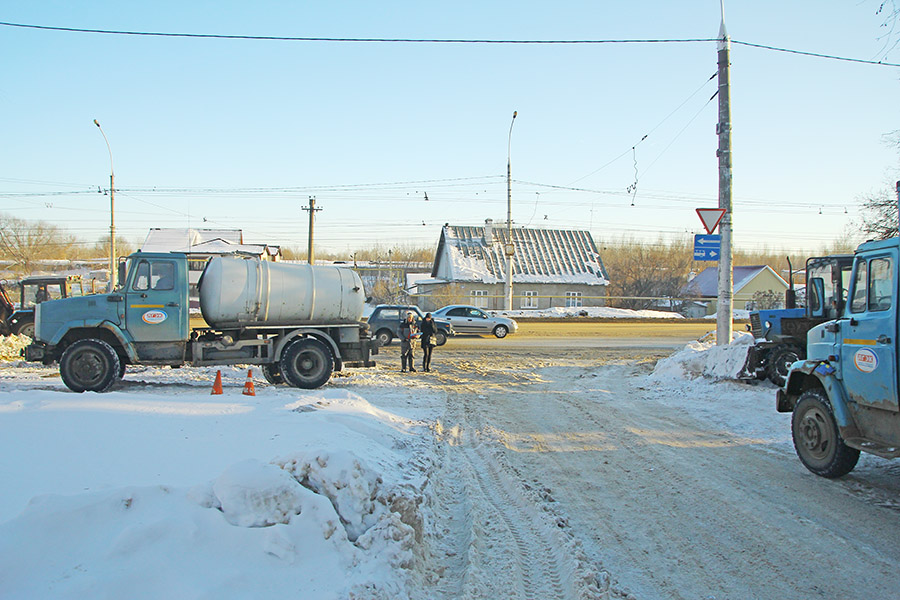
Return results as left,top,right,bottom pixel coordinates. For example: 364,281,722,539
0,213,77,273
859,180,900,240
91,235,135,259
601,237,694,310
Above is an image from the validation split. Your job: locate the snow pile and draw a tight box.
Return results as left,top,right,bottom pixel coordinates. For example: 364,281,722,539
497,306,684,319
649,331,754,382
0,387,429,600
0,334,29,360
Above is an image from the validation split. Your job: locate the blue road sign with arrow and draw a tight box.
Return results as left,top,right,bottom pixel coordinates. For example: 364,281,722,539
694,234,721,261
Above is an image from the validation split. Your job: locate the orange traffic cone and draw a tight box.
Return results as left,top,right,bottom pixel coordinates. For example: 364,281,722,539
242,369,256,396
211,370,223,395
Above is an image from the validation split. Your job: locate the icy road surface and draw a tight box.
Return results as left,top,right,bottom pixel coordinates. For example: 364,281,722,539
2,335,899,599
349,343,900,600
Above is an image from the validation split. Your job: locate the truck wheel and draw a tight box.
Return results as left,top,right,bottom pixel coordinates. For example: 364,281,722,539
59,339,121,393
13,320,35,338
375,329,393,347
493,324,509,338
791,389,860,478
434,331,447,346
767,345,802,387
280,338,334,389
261,363,285,385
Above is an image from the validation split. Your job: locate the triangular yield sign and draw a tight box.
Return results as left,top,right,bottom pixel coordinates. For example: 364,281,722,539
696,208,726,234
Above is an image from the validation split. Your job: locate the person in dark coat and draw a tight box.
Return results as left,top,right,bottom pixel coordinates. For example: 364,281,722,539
419,312,436,372
399,311,418,372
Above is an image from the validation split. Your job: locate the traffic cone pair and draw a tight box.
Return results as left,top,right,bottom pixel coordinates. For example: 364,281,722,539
210,369,255,396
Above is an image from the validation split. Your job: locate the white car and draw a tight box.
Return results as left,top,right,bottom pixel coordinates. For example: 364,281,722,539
432,305,518,338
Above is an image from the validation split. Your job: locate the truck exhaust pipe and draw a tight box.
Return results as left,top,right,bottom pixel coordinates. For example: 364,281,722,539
784,256,797,309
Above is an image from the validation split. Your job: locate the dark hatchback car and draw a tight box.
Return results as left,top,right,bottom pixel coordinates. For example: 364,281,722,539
366,305,455,347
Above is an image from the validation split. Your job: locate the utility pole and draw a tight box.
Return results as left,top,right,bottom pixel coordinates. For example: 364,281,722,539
302,196,321,265
93,119,116,292
715,1,734,346
505,111,518,311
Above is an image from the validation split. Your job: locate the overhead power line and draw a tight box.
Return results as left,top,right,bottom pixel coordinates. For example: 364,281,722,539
1,20,898,67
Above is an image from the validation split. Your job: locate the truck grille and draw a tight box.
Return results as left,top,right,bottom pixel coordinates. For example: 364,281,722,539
750,313,763,338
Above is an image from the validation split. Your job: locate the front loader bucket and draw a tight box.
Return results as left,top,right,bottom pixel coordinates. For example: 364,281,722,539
736,345,766,381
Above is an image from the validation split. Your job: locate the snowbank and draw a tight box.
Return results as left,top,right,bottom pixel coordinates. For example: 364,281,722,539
497,306,684,319
648,331,754,382
0,385,430,600
0,334,29,360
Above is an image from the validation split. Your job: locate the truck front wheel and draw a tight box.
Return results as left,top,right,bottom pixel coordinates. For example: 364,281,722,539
60,339,121,393
434,331,447,346
791,389,860,478
280,338,334,389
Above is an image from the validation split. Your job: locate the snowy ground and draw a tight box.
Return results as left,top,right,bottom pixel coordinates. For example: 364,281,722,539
1,332,896,599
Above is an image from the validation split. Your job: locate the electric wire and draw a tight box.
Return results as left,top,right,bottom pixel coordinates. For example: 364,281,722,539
1,20,897,66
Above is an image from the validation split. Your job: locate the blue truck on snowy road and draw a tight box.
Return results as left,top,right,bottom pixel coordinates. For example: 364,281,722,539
777,236,900,477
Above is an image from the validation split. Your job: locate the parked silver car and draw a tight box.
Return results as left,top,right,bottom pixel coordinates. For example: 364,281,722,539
432,305,518,338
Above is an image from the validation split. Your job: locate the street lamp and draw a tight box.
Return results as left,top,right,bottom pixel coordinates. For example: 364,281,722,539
93,119,116,292
505,110,517,311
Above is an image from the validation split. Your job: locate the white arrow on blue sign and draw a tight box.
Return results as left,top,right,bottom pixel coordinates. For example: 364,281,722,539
694,234,721,261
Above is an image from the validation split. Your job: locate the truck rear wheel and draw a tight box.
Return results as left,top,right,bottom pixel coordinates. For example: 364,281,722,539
767,345,802,387
59,339,120,393
791,389,860,478
280,338,334,389
261,363,285,385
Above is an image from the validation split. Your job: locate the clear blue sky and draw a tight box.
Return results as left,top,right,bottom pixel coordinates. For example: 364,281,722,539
1,1,897,255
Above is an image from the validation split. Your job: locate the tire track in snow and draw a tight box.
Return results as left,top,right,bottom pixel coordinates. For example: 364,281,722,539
419,388,607,600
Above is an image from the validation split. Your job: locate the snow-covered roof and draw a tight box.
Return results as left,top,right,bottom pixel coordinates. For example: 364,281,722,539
141,228,243,252
681,265,788,297
431,224,609,285
141,228,279,257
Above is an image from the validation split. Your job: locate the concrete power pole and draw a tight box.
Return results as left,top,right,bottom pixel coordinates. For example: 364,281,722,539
303,196,322,265
505,111,518,311
716,2,734,346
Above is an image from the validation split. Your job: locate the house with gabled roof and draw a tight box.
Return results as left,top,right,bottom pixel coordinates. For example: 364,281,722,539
414,221,610,311
680,265,789,316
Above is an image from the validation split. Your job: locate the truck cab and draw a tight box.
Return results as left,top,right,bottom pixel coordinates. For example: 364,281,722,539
777,238,900,477
28,253,191,367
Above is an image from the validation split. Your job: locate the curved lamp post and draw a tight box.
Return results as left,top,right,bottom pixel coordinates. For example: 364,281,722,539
505,110,517,311
93,119,116,291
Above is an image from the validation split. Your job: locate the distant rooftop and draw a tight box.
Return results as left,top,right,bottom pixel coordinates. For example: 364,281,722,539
432,224,609,285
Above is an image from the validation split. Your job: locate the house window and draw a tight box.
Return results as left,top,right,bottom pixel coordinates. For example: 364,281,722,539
522,291,538,309
565,291,583,308
471,290,489,308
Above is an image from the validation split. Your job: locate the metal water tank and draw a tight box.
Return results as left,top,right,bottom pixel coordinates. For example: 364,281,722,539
199,256,365,328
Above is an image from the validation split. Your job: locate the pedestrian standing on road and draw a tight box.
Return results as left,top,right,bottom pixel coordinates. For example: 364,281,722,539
399,311,418,372
420,312,436,372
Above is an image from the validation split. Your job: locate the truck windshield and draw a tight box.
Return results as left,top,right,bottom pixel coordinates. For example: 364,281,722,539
808,258,852,319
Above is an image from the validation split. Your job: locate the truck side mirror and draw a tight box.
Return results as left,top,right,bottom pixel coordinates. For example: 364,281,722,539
809,278,826,318
117,261,127,289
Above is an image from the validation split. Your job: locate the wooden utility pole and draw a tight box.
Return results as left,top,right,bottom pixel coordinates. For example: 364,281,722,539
716,2,734,346
302,196,322,265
